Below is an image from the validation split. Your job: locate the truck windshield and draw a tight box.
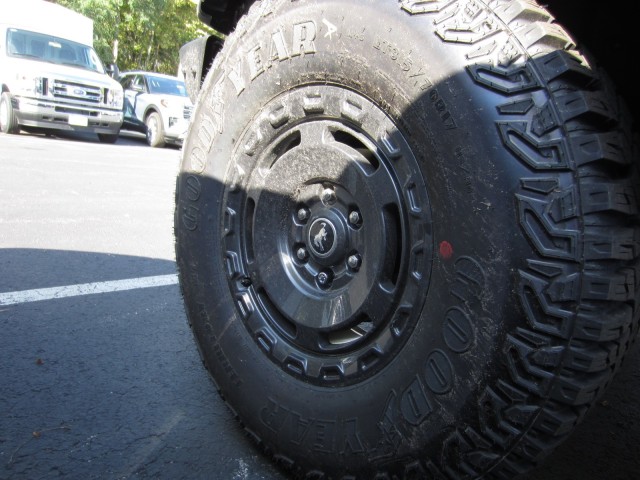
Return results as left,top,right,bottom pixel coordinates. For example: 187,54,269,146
146,76,188,97
6,28,105,74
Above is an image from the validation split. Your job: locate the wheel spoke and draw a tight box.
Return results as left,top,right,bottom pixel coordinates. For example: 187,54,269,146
296,121,332,148
366,167,403,210
292,324,323,351
361,282,396,325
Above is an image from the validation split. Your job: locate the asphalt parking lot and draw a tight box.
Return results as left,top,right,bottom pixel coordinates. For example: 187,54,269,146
0,131,287,480
0,131,638,479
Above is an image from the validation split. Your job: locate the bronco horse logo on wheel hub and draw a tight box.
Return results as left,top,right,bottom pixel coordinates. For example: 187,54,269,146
309,219,336,257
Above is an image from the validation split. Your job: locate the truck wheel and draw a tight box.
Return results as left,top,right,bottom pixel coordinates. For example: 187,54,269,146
0,92,20,134
97,132,119,144
175,1,639,478
145,111,165,148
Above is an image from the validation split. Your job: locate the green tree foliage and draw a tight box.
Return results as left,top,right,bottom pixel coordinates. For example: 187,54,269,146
50,0,219,74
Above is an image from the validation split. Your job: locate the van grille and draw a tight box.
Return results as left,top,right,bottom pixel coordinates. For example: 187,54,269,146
52,80,102,104
183,105,193,120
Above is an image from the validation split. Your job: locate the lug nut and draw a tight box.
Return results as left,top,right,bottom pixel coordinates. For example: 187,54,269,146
296,247,308,261
321,188,336,205
316,271,332,288
297,208,310,222
348,210,361,226
347,254,362,270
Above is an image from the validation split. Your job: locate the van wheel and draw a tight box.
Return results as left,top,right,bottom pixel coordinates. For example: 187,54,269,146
174,0,639,478
145,111,165,148
0,92,20,134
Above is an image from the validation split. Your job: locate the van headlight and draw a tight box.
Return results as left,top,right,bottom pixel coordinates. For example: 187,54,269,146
14,73,40,95
106,87,123,109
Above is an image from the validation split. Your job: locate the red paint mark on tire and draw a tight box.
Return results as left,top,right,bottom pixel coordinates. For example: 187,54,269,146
439,241,453,260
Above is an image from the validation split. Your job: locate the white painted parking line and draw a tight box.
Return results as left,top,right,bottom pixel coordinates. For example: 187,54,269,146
0,274,179,306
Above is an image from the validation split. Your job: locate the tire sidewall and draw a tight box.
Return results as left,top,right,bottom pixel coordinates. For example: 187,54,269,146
0,93,8,132
177,0,546,474
0,92,17,134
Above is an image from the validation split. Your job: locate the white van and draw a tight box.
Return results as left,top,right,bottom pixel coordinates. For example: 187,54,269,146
0,0,123,142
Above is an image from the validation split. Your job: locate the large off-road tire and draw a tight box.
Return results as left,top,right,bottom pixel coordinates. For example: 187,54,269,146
175,1,639,478
0,92,20,134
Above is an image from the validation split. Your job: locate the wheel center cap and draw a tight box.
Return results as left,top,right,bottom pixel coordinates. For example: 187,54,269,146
308,218,337,258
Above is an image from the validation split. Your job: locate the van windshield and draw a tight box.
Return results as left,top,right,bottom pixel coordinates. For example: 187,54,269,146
6,28,105,74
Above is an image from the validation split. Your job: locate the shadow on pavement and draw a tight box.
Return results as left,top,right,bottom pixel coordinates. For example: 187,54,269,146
0,248,286,480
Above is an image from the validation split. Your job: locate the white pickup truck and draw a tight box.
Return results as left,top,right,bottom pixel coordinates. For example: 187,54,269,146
0,0,123,142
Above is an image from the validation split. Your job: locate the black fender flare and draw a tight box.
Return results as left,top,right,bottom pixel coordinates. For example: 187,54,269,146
197,0,252,34
177,1,253,102
178,35,223,104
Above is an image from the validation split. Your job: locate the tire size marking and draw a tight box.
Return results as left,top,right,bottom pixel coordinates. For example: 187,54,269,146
260,398,366,455
194,300,244,388
372,37,436,93
428,88,457,130
211,333,243,388
345,27,366,42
